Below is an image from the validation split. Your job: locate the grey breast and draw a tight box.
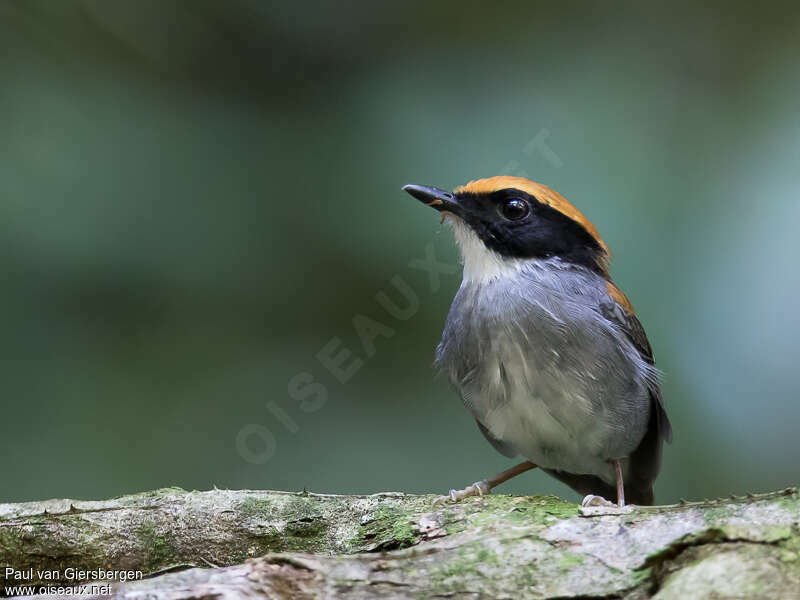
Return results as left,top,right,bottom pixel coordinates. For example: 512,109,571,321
435,259,656,482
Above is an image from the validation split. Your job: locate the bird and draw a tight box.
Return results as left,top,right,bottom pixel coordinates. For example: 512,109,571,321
403,176,672,506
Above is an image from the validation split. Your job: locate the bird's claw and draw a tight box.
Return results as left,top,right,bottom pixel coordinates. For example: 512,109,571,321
433,480,491,505
581,494,617,507
580,494,634,515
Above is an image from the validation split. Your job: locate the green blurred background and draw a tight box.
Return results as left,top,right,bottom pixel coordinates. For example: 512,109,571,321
2,0,799,505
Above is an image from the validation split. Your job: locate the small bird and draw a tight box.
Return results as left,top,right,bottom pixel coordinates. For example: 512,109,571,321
403,176,672,506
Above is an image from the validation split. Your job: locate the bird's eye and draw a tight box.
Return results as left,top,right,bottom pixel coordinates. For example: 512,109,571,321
500,198,530,221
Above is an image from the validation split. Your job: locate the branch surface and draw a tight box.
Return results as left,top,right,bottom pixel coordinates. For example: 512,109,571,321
1,487,799,598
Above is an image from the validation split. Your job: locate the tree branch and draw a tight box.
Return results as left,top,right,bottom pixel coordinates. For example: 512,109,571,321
1,487,798,598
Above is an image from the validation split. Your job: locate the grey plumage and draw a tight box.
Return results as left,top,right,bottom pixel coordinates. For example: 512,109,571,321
436,250,670,504
403,177,672,505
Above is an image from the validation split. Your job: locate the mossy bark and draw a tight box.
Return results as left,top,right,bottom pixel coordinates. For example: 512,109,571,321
1,487,799,598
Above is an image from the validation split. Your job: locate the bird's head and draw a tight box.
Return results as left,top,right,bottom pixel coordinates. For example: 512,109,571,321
403,176,609,283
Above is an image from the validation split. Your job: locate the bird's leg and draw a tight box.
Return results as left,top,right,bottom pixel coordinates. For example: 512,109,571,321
433,461,537,505
581,459,627,508
613,458,625,507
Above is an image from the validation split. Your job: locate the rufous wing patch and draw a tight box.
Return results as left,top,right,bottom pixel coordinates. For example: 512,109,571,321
454,176,610,256
606,281,635,314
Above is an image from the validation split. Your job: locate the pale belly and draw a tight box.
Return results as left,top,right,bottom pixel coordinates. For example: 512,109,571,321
480,383,624,481
448,315,651,483
437,268,654,483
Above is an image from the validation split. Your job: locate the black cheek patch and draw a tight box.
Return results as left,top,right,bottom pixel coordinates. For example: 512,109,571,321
460,191,606,274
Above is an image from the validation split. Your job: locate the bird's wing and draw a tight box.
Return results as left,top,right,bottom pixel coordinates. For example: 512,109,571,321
600,282,672,443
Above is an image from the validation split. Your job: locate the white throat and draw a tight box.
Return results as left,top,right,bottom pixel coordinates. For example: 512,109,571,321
447,217,527,285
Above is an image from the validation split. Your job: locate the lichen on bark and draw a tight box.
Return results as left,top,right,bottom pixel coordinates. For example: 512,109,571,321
0,487,798,598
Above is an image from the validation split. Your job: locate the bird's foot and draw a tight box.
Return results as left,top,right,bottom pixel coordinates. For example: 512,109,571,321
581,494,617,507
580,494,634,515
433,480,491,505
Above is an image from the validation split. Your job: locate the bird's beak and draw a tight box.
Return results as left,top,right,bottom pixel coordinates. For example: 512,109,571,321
402,184,460,218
